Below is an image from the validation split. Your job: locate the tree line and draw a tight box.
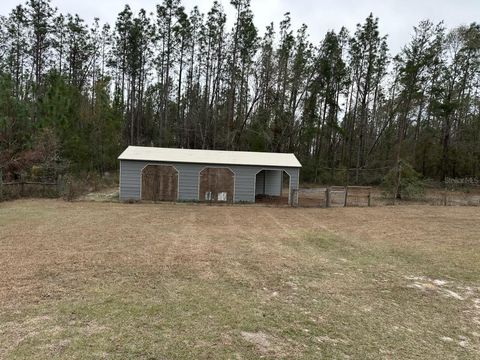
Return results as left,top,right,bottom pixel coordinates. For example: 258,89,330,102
0,0,479,183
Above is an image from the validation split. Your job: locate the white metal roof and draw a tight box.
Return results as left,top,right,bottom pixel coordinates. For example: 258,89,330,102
118,146,301,168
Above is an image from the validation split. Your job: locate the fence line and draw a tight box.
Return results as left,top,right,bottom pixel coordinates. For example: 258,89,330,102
0,178,62,200
304,186,372,208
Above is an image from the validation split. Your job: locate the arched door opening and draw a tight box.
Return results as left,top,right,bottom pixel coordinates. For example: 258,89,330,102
199,167,235,203
254,169,290,205
141,164,178,201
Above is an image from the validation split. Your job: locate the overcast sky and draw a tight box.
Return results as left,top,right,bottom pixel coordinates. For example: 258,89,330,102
1,0,479,53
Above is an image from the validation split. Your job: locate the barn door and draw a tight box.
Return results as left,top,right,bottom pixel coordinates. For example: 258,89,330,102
142,165,178,201
199,168,234,203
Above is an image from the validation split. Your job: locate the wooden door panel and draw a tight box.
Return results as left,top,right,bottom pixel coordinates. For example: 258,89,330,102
199,168,234,202
142,165,177,201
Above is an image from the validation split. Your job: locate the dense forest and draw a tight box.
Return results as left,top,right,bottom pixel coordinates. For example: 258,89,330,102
0,0,479,184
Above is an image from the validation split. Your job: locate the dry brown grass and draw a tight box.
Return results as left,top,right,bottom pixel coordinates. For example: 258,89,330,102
1,200,480,358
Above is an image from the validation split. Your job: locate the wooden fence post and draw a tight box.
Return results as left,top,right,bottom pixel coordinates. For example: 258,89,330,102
368,190,371,207
344,186,349,207
443,191,447,206
0,170,3,201
325,187,330,208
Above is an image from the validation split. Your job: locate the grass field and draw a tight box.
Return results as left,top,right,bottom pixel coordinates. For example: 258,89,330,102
1,200,480,359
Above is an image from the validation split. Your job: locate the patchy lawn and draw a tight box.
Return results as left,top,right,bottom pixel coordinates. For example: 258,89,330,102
1,200,479,359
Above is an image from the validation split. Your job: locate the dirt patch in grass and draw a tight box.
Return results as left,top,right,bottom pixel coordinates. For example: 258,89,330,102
1,200,480,358
241,331,275,353
78,187,119,202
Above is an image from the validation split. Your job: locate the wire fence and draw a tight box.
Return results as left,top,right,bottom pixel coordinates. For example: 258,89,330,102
0,175,66,201
297,186,372,208
296,184,480,208
300,165,480,208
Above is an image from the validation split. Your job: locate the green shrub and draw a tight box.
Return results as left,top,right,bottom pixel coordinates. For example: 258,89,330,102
382,161,425,200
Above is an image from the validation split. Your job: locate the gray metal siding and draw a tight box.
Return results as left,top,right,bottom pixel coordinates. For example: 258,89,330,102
119,160,143,199
176,164,203,200
264,170,282,196
119,159,300,203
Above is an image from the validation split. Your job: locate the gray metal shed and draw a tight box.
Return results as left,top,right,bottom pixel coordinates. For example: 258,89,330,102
118,146,301,204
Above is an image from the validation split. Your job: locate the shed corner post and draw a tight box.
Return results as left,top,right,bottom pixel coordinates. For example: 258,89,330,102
290,188,299,207
289,167,300,206
119,159,122,199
